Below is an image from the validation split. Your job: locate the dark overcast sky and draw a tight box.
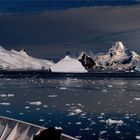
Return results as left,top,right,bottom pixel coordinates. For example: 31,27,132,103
0,0,140,59
0,0,139,13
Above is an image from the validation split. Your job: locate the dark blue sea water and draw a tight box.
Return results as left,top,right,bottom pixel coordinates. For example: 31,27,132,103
1,77,140,140
0,0,139,13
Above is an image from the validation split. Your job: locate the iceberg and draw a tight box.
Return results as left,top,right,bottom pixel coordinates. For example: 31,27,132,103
50,55,87,73
0,46,54,70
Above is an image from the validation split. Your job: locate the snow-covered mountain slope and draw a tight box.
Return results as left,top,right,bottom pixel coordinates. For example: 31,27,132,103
79,41,140,71
0,41,140,72
0,46,54,70
50,55,87,73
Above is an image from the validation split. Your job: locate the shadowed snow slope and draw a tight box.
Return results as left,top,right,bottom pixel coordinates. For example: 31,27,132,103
50,56,87,73
0,46,54,70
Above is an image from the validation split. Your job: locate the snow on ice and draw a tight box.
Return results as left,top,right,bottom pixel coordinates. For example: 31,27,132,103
0,46,53,70
50,55,87,73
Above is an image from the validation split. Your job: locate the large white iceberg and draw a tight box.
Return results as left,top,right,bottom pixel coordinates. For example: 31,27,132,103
0,46,54,70
50,55,87,73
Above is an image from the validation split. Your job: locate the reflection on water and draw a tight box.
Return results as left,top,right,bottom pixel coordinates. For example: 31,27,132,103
0,78,140,139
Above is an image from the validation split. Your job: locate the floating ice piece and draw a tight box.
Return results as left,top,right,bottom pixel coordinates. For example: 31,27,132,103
0,94,7,97
0,102,11,106
6,110,12,113
39,119,44,122
48,95,58,98
76,122,81,125
27,101,42,106
115,131,121,134
55,127,62,130
75,109,82,114
35,108,40,110
75,136,81,139
100,131,107,135
19,112,24,115
8,94,14,97
25,106,30,109
136,136,140,140
106,119,124,126
134,98,140,101
59,87,67,90
68,108,82,116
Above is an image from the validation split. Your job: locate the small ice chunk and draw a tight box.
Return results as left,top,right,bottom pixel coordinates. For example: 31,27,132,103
8,94,14,97
27,101,42,106
68,108,82,116
0,102,11,106
48,95,58,98
108,85,113,88
25,106,30,109
43,105,48,108
134,98,140,101
6,110,12,113
100,131,107,135
75,108,82,114
84,127,91,131
65,104,71,106
106,119,124,126
39,119,44,122
99,120,105,123
35,108,40,110
76,122,82,125
101,113,105,116
102,89,107,92
115,131,121,134
59,87,67,90
76,136,81,139
0,94,7,97
68,112,76,116
136,136,140,140
19,112,24,115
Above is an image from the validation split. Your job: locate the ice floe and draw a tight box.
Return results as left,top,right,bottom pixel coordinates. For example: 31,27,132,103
106,119,124,126
134,98,140,101
27,101,42,106
48,95,58,98
68,108,83,116
136,136,140,140
0,102,11,106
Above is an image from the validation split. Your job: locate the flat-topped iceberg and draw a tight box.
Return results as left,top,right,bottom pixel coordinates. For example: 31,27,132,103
50,55,87,73
0,46,54,70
